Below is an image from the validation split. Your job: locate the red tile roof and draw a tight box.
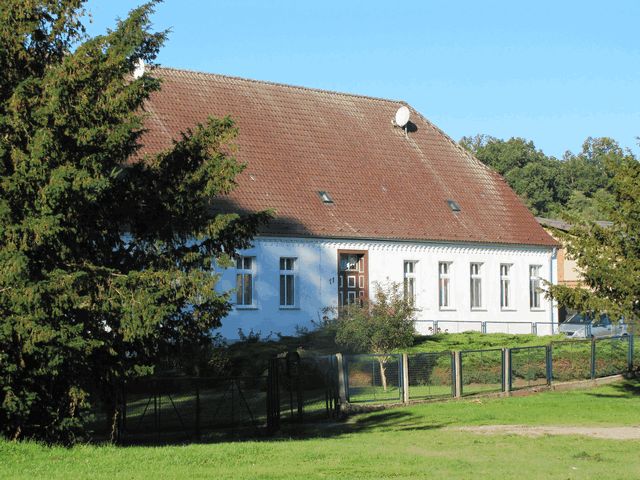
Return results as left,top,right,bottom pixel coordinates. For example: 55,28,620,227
140,67,557,247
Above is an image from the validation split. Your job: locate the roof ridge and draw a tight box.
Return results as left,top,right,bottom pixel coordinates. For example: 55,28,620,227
155,65,404,105
406,104,500,176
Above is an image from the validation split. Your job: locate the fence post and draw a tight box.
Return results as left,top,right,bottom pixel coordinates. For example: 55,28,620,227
546,344,552,386
590,338,597,380
503,348,511,394
454,351,462,398
402,353,409,403
629,334,635,373
194,379,201,441
335,353,348,407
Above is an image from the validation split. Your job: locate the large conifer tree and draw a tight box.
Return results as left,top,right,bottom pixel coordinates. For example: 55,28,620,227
0,1,269,442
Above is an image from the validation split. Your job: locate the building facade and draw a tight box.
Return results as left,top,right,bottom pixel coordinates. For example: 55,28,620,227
216,237,557,338
141,67,559,339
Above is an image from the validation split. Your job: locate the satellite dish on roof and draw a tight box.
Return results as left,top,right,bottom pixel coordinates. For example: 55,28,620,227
133,59,145,79
394,106,410,128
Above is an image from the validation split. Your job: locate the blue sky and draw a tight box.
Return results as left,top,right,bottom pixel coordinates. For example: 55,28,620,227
85,1,640,159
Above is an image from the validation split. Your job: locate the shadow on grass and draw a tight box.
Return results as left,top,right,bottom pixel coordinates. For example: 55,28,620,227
113,409,449,447
586,378,640,399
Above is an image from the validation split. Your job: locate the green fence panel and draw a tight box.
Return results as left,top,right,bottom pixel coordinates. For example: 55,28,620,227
509,346,548,390
594,336,629,378
345,354,402,403
551,340,592,382
407,352,455,400
460,348,504,396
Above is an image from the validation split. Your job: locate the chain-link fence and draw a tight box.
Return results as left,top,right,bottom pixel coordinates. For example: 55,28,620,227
119,376,268,443
509,346,548,390
460,348,504,396
298,355,340,420
594,336,629,378
344,354,402,403
83,335,638,443
551,339,593,382
82,353,340,444
407,352,454,400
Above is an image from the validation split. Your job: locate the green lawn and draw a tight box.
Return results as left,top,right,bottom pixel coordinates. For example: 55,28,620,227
3,379,640,479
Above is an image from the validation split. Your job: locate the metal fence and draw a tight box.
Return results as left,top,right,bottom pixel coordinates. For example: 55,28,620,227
509,346,549,390
339,335,636,407
460,348,504,396
344,354,402,403
414,320,560,336
84,354,339,444
85,336,638,443
551,339,593,382
406,352,455,400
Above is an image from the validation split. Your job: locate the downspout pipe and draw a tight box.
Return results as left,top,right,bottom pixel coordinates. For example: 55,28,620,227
549,247,558,329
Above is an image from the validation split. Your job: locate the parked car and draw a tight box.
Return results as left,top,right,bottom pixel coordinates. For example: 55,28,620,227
559,312,593,336
561,312,628,338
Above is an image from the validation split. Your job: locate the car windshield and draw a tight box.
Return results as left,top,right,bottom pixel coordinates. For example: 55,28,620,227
593,314,611,327
565,313,591,325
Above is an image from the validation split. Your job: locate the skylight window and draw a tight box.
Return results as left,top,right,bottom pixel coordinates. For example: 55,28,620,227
447,199,461,212
318,191,334,204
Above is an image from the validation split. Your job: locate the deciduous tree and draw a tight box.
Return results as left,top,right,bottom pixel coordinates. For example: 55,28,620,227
334,282,415,391
548,152,640,330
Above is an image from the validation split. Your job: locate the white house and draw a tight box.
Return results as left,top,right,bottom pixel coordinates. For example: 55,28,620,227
141,67,559,339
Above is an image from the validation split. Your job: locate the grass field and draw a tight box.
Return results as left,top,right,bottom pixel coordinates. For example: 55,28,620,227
3,379,640,479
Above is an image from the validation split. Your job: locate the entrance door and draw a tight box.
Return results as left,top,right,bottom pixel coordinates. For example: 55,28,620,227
337,250,368,306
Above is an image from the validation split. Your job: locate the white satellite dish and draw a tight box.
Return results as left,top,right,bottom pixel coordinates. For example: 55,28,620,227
133,59,145,79
394,106,410,128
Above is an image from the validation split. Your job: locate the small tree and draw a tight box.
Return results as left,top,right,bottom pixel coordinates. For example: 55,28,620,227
334,282,416,391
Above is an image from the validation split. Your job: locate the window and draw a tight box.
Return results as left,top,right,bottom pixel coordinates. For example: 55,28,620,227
403,261,417,304
279,257,296,307
446,199,461,212
235,256,254,306
439,262,452,308
470,263,483,309
318,191,333,204
529,265,542,309
500,264,512,309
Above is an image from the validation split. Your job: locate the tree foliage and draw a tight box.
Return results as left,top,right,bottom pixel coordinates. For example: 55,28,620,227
0,1,269,442
547,153,640,329
334,282,415,390
459,134,629,220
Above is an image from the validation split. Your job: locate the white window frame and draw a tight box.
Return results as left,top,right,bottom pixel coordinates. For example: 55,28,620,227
529,265,543,310
500,263,513,310
470,262,483,310
438,261,453,310
235,256,255,308
279,257,297,308
403,260,418,305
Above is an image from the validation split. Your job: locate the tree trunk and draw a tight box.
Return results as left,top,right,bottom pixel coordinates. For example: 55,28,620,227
378,358,388,392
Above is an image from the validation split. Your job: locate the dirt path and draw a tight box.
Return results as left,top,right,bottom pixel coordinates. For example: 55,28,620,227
453,425,640,440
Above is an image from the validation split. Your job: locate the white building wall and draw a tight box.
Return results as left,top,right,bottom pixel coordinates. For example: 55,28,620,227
215,236,557,339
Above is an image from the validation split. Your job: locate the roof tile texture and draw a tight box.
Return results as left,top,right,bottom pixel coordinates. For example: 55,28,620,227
141,68,557,247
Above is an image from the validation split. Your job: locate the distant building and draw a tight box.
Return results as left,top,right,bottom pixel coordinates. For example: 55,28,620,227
536,217,612,322
140,67,559,338
536,217,612,288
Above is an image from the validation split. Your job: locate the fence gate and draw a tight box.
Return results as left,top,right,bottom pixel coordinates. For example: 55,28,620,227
266,353,340,435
